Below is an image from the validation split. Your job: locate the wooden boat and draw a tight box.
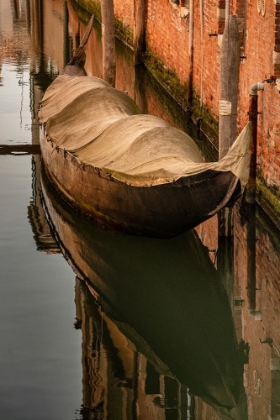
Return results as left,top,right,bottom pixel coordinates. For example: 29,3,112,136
41,169,248,419
38,16,252,238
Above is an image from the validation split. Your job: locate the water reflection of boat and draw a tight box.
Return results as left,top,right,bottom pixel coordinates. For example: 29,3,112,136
41,169,248,419
38,17,252,238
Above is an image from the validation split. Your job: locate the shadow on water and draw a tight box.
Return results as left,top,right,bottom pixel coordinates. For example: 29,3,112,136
40,166,248,420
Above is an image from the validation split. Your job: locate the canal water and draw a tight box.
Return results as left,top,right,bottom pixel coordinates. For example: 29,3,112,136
0,1,280,419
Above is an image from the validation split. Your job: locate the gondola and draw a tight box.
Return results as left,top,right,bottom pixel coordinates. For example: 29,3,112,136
38,16,252,238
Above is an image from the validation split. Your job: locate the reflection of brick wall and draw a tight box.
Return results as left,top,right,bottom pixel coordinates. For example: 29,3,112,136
0,1,30,63
233,208,280,419
42,0,64,72
195,216,218,265
271,355,280,419
190,205,280,418
194,397,221,419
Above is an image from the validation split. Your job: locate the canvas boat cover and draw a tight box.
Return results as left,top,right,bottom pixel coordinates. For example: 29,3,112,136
39,75,252,189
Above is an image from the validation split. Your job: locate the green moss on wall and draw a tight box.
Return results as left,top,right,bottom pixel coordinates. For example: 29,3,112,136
190,97,219,149
115,20,133,46
143,51,219,151
143,51,189,110
144,68,187,124
256,178,280,229
69,0,101,22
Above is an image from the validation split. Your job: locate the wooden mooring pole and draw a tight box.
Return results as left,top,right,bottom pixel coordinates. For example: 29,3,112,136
218,15,240,237
219,15,240,160
217,16,240,302
246,83,264,203
100,0,116,87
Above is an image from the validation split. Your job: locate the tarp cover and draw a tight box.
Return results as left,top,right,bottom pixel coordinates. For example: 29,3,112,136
39,75,252,189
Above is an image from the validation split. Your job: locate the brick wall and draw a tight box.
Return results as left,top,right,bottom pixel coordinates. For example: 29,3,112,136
237,0,280,191
113,0,135,29
146,1,190,81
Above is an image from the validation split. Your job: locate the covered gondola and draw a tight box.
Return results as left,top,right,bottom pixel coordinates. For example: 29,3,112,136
38,16,251,237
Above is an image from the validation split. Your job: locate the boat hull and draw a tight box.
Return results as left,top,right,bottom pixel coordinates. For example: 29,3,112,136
40,134,240,237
